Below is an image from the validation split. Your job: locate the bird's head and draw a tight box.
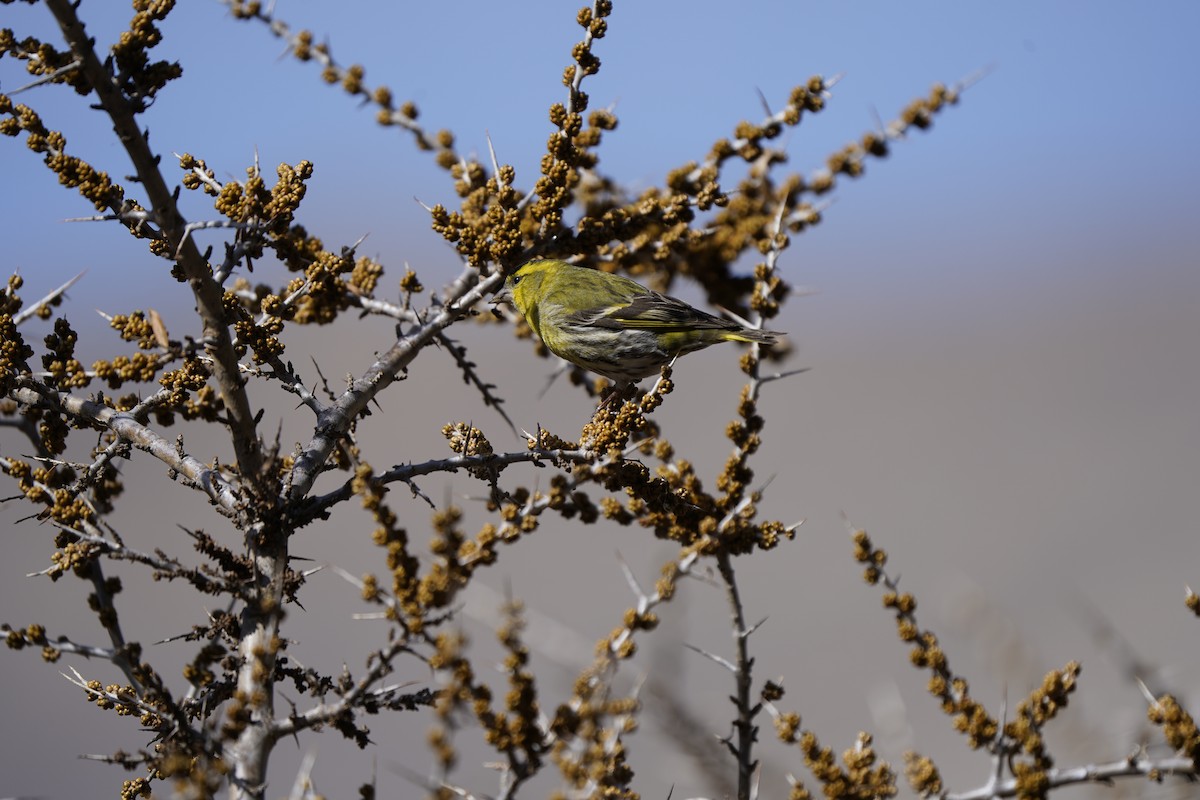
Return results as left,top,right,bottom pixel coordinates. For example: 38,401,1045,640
492,258,560,316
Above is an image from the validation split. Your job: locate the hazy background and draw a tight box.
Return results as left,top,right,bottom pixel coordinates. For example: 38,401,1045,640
2,1,1198,798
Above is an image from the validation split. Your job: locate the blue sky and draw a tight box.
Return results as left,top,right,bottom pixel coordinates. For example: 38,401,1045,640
4,1,1196,323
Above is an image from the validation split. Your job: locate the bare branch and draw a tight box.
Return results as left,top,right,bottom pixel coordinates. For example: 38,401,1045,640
285,266,505,501
47,0,267,500
13,270,86,326
8,383,241,515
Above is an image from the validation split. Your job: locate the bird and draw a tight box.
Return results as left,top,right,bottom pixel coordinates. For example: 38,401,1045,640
493,258,782,400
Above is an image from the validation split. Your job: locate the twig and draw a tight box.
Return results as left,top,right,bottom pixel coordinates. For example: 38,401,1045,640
8,382,241,515
13,270,87,326
715,551,758,800
285,265,505,502
436,331,516,433
47,0,267,504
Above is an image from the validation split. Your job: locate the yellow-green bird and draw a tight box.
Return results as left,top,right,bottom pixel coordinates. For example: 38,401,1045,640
494,258,782,393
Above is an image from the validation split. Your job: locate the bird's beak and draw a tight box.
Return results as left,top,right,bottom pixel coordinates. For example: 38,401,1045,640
490,282,513,319
492,283,513,308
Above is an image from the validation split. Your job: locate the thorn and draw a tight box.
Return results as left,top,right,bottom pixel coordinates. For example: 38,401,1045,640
485,130,502,178
742,616,769,639
869,104,886,137
628,672,648,701
13,270,88,325
960,63,997,92
754,86,772,117
759,367,812,385
537,361,570,400
683,642,736,673
331,565,363,588
714,304,756,329
623,437,654,457
616,551,646,601
8,58,83,94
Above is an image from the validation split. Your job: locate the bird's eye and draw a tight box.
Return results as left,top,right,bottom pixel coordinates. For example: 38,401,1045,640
511,274,523,286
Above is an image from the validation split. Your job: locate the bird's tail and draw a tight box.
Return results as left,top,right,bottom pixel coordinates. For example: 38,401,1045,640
724,327,782,346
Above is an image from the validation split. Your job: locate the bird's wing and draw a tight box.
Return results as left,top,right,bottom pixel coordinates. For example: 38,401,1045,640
566,291,734,331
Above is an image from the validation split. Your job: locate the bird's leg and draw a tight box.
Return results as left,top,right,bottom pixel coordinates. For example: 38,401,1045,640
597,381,635,411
